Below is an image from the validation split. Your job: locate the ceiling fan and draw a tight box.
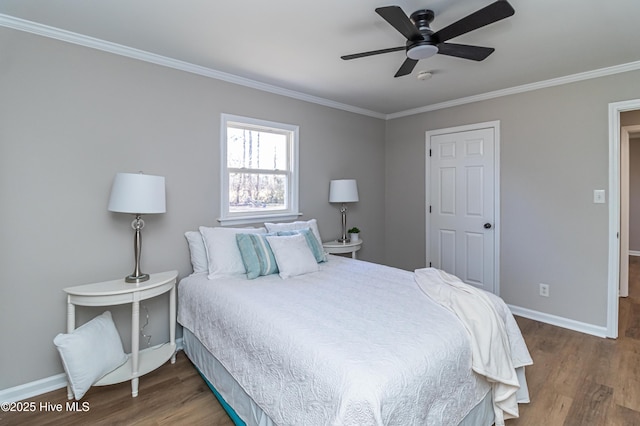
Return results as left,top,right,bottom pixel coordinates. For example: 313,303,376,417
341,0,515,77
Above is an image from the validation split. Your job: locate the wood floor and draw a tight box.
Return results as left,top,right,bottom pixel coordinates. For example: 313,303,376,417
0,351,230,426
508,256,640,426
4,260,640,425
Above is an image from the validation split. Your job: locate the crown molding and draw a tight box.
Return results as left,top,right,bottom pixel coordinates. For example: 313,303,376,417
2,13,639,121
386,60,640,119
0,14,385,120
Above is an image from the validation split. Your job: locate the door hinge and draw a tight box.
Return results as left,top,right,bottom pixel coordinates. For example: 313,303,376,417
429,149,432,157
429,205,432,213
429,262,432,267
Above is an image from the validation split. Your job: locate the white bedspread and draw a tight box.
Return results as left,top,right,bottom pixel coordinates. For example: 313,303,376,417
414,268,533,426
178,256,527,425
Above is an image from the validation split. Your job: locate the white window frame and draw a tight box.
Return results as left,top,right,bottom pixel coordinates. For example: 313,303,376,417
218,113,300,226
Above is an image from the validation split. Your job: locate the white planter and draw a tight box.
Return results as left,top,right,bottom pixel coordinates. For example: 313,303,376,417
350,233,360,242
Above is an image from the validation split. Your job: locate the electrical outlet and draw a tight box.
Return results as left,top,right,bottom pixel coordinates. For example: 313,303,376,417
539,283,550,297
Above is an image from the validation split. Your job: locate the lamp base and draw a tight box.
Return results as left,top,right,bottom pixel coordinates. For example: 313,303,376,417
337,237,351,243
126,215,149,284
125,273,149,284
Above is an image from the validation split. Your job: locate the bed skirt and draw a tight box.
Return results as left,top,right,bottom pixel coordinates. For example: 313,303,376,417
182,328,495,426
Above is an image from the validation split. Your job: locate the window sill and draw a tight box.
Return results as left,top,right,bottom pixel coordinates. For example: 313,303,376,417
217,212,303,227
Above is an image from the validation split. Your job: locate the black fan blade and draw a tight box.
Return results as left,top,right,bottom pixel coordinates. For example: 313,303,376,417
375,6,422,41
341,46,405,61
437,43,494,61
433,0,515,44
394,58,419,77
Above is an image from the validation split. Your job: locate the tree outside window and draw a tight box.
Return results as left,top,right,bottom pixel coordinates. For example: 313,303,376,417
220,114,299,225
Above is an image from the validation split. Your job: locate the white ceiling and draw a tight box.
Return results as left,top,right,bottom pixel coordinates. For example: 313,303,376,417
1,0,639,116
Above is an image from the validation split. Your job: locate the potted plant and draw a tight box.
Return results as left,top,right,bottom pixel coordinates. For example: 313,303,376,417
348,227,360,243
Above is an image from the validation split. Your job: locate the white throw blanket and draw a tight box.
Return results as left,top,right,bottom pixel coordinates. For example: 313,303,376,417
414,268,533,426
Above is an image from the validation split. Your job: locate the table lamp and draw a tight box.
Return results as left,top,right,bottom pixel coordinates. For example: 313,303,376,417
108,172,166,283
329,179,359,243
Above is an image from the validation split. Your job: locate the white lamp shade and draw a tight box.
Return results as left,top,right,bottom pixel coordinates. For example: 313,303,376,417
329,179,359,203
108,172,166,214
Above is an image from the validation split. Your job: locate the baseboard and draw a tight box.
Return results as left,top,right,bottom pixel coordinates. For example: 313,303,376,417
629,250,640,257
508,304,608,338
0,338,184,403
0,373,68,404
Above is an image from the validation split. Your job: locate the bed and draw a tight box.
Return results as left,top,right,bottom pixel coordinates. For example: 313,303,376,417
178,223,532,426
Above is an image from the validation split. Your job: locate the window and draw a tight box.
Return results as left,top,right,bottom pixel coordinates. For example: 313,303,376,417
219,114,299,225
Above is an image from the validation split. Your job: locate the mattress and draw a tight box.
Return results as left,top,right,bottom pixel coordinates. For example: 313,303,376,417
178,255,528,425
182,328,495,426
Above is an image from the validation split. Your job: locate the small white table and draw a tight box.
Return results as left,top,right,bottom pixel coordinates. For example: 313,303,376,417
322,239,363,259
63,270,178,398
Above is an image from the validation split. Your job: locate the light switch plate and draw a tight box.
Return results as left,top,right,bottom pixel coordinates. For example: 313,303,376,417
594,189,606,204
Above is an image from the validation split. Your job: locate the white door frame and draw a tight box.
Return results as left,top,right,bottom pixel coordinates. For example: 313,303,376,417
425,120,501,295
608,99,640,338
620,125,630,299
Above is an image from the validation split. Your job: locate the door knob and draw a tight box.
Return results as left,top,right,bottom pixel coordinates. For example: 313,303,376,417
484,223,492,229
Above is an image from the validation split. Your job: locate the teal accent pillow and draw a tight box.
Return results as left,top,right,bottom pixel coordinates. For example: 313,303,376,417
277,229,327,263
236,233,279,279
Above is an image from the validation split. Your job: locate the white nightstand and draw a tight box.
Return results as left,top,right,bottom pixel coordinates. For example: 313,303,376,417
322,240,363,259
63,270,178,398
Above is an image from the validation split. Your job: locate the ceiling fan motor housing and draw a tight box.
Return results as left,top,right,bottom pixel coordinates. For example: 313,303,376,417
407,9,439,60
410,9,435,30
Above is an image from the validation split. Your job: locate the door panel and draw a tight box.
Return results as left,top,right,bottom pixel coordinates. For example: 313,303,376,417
429,127,495,292
465,231,484,285
440,167,456,214
466,166,484,216
439,229,456,273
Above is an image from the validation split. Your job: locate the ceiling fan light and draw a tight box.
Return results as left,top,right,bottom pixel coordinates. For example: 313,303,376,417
407,44,438,60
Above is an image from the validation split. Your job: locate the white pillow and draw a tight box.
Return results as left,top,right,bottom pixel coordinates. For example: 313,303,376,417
199,226,267,278
266,234,319,279
53,311,127,400
264,219,323,247
184,231,208,274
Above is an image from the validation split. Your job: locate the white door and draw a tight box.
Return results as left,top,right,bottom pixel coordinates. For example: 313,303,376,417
428,125,496,293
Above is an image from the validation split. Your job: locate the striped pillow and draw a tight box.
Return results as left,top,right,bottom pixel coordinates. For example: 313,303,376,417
236,233,279,279
277,228,327,263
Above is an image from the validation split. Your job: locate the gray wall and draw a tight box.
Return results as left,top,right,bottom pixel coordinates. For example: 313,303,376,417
0,28,386,389
385,70,640,327
630,137,640,252
622,111,640,252
4,21,640,392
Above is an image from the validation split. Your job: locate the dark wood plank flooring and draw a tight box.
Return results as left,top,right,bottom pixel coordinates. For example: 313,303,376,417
4,259,640,425
0,351,229,426
510,256,640,426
